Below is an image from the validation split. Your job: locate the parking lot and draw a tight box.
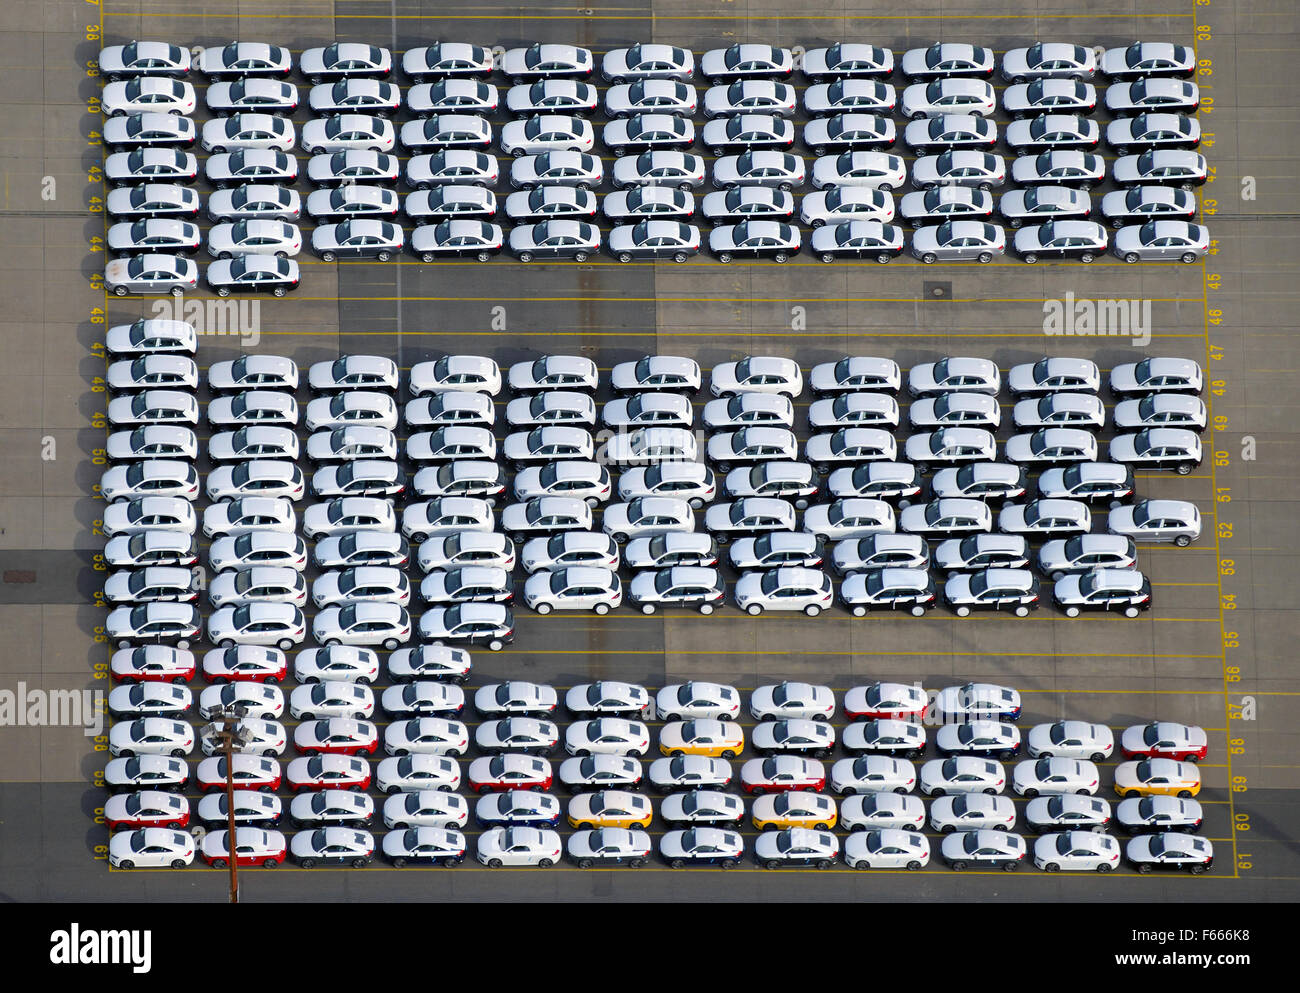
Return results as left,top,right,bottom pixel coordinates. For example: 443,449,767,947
0,0,1296,901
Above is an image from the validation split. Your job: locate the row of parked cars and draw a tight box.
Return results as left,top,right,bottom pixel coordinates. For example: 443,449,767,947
98,335,1208,648
102,669,1215,872
97,37,1209,276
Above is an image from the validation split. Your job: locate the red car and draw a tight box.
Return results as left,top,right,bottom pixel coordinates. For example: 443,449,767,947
200,827,286,868
103,790,191,830
293,718,380,756
286,754,372,792
467,754,553,794
196,755,283,793
843,681,929,722
110,646,196,684
201,646,288,684
740,756,826,795
1120,722,1209,762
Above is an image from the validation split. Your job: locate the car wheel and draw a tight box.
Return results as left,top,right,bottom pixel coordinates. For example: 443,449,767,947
850,605,867,617
574,252,589,262
669,858,684,869
211,858,228,869
921,253,937,265
517,252,533,263
929,788,945,798
1080,252,1095,263
977,252,993,264
951,859,967,871
1044,861,1060,873
746,604,762,616
593,602,610,615
804,604,821,617
617,252,632,263
1014,605,1030,617
1124,252,1140,264
1022,254,1037,265
1123,606,1141,618
1002,861,1018,872
376,250,392,262
321,251,336,262
1176,462,1193,475
954,605,970,617
1064,606,1081,618
717,252,732,264
773,252,789,263
1023,787,1039,798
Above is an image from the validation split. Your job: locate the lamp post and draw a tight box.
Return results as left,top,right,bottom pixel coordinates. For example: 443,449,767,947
202,705,255,904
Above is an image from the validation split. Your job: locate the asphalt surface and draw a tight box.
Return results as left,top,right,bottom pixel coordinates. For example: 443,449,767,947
0,0,1296,902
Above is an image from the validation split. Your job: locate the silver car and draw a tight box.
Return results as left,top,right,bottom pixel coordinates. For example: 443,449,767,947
910,220,1006,263
1113,221,1209,263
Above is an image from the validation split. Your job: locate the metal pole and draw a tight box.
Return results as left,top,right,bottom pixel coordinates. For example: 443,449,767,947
224,720,238,904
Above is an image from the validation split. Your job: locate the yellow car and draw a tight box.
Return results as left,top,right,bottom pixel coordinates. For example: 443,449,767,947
658,718,745,758
1113,758,1202,799
752,791,838,831
566,789,653,829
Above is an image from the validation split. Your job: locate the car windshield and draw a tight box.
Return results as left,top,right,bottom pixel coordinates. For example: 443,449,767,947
968,573,989,596
759,572,781,595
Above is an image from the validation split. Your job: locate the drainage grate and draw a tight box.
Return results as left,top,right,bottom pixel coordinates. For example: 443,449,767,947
3,570,35,584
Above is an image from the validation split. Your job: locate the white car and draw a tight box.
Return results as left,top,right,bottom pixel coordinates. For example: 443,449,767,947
1027,721,1114,761
383,790,469,830
208,566,307,610
109,683,194,719
309,79,400,116
313,566,410,608
295,646,381,685
843,829,930,870
709,427,799,470
296,41,390,82
100,40,192,79
102,460,200,503
477,826,562,867
919,757,1006,796
499,115,592,158
302,497,396,540
200,113,294,154
302,114,395,155
710,356,803,398
904,428,998,468
830,755,916,796
1012,757,1100,797
734,568,834,617
103,497,196,538
382,826,468,867
107,182,201,220
104,112,196,150
804,499,896,542
602,496,695,544
519,532,618,574
901,43,995,80
930,794,1018,833
704,80,796,118
207,602,305,650
700,43,793,81
840,793,926,832
656,683,741,722
565,718,651,757
523,566,622,614
312,602,411,650
104,253,198,297
901,78,996,119
602,43,694,82
1101,42,1195,80
807,427,898,470
107,647,194,684
811,150,907,191
386,645,471,684
289,682,374,721
109,717,194,758
109,828,195,869
565,682,652,718
1034,831,1121,872
474,718,558,756
749,682,835,722
705,498,796,542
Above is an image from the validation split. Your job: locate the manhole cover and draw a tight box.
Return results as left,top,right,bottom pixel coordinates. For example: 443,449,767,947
924,281,952,300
